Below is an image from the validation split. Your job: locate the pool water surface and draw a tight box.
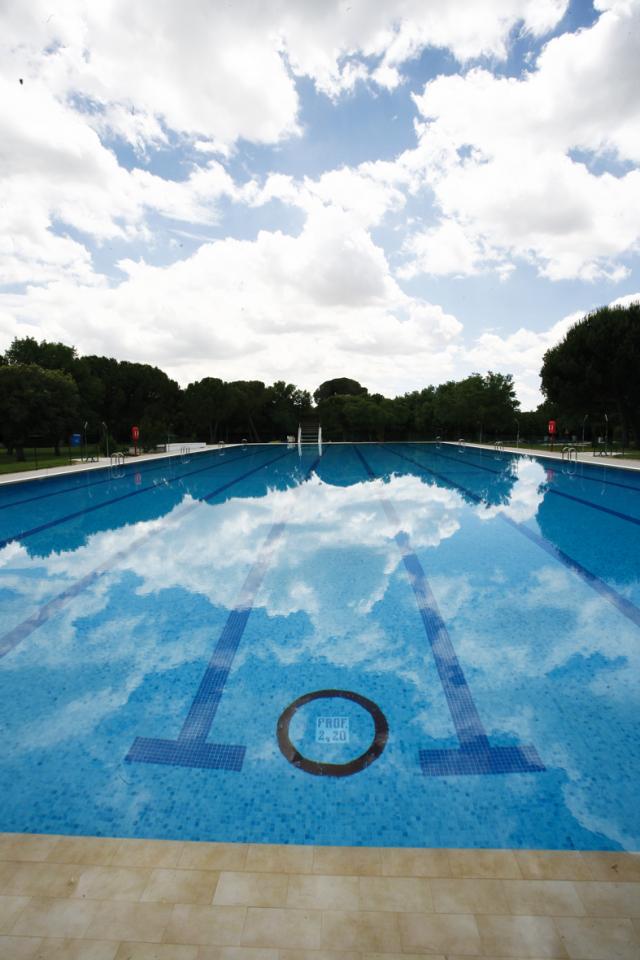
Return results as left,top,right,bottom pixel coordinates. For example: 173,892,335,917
0,443,638,850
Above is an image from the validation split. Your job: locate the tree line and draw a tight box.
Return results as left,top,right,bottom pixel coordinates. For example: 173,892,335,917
0,301,637,459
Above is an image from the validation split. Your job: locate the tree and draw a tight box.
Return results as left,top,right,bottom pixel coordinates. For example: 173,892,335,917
313,378,368,404
432,372,519,440
540,301,640,445
4,336,77,372
0,364,80,460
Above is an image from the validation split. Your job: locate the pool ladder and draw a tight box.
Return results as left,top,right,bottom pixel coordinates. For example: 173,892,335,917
562,445,578,475
457,437,465,451
109,451,126,479
494,440,504,457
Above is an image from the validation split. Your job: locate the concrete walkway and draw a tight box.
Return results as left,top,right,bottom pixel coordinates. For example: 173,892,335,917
450,441,640,472
0,832,638,958
0,445,239,487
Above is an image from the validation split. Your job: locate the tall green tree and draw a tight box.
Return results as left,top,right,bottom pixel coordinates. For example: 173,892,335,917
0,364,80,460
314,378,368,404
540,301,640,444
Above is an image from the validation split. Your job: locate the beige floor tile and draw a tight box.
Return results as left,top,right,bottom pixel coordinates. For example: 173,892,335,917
85,901,172,943
632,916,640,939
73,866,151,902
198,948,278,960
213,873,287,909
358,876,433,912
46,838,119,867
0,936,43,960
11,898,98,939
241,908,321,950
399,911,481,954
280,951,360,960
0,895,31,933
321,910,401,952
163,904,246,947
431,877,509,915
110,840,184,870
515,851,591,882
32,939,119,959
580,852,640,882
141,868,219,905
575,881,640,917
198,947,279,960
115,943,198,960
477,914,569,958
313,847,381,876
246,846,313,875
380,848,451,878
0,861,80,898
555,916,639,959
448,849,522,879
505,880,586,917
286,875,359,912
179,844,248,873
0,835,59,863
362,954,445,960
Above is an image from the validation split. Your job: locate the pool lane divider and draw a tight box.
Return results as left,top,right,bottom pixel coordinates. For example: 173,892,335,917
384,444,640,631
0,445,261,551
0,446,247,513
125,452,324,773
353,446,545,778
433,446,640,527
0,447,296,660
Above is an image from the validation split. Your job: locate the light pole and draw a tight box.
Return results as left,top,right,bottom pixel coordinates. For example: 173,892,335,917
102,422,109,459
582,414,588,445
515,418,520,448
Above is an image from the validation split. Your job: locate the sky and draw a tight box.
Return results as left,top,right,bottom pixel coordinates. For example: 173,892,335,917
1,0,639,409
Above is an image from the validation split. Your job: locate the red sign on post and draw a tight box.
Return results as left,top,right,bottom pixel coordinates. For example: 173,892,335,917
131,426,139,441
548,419,557,435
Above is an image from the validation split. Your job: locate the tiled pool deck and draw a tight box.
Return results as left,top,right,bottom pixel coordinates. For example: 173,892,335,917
0,835,638,958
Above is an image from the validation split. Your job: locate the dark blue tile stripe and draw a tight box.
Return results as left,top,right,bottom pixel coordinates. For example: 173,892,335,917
458,445,640,495
0,447,262,551
384,445,640,631
0,448,295,660
433,447,640,526
0,447,250,512
126,452,324,772
353,445,544,778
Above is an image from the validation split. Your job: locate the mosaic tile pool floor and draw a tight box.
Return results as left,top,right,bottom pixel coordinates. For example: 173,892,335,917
0,443,639,851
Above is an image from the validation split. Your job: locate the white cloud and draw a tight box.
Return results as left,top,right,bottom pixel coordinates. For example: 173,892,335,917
0,206,462,393
400,0,640,281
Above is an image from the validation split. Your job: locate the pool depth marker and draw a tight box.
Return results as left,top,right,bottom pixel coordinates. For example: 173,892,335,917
353,446,545,778
126,451,324,772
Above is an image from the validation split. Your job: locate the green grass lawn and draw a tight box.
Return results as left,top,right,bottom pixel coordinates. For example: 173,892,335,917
0,446,76,476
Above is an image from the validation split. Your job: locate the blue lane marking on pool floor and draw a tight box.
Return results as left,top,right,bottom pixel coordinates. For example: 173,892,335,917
0,447,243,513
432,447,640,526
458,446,640,495
0,447,259,551
0,448,295,660
126,453,323,772
353,446,545,778
384,444,640,631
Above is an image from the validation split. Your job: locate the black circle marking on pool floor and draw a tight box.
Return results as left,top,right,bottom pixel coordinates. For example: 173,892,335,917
277,688,389,777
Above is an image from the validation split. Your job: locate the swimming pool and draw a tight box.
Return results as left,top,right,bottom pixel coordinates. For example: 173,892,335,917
1,443,638,850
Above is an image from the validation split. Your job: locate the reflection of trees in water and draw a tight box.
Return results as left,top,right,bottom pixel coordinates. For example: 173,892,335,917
22,452,304,559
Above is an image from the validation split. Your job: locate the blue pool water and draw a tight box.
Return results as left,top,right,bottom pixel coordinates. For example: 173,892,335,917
0,442,639,850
